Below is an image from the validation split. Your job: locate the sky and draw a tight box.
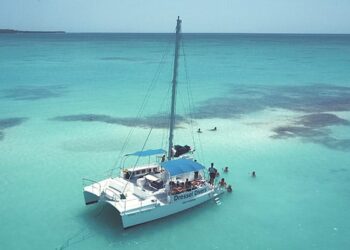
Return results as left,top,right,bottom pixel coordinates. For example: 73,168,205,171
0,0,350,33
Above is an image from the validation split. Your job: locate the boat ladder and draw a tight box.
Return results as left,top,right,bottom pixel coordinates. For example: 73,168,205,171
213,192,222,206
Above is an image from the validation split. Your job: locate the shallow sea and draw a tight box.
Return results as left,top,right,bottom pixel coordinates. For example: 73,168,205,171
1,33,350,249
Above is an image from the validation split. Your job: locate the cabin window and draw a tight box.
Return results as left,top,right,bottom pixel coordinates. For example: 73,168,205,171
148,169,152,172
136,171,140,175
153,168,158,172
141,169,146,174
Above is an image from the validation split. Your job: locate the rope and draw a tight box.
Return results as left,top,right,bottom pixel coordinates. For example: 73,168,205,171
159,83,172,150
108,37,173,177
121,127,153,194
56,204,107,250
181,37,205,163
181,40,196,144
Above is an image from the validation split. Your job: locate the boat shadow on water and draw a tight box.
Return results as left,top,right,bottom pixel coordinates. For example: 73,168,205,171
79,203,124,233
56,199,218,249
63,201,216,250
84,197,216,231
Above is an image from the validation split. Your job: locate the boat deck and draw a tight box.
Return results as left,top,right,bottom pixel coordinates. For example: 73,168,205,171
84,177,168,214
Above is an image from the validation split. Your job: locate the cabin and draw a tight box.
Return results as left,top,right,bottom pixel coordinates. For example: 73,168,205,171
123,164,161,179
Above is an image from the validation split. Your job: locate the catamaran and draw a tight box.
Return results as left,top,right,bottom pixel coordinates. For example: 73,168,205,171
83,17,227,228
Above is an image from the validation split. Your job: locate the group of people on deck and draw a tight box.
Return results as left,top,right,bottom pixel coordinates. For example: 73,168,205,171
169,177,205,195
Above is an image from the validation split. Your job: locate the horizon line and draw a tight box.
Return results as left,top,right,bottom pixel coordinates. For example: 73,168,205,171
2,29,350,35
69,32,350,35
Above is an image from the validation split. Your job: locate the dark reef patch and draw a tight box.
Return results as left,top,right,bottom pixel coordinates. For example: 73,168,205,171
100,56,145,62
271,126,328,139
191,97,264,119
51,84,350,152
1,85,67,101
310,137,350,152
192,84,350,152
329,168,348,174
0,117,28,141
191,84,350,119
271,112,350,151
296,113,350,128
0,117,28,129
51,113,188,129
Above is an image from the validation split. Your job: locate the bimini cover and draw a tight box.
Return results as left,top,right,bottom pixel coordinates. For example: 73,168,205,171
125,148,166,157
161,158,205,176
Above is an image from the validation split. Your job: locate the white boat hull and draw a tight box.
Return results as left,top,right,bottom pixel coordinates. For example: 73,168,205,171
83,179,224,228
84,191,99,205
120,189,222,228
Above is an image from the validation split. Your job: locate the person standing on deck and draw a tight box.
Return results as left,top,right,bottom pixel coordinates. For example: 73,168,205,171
208,163,216,185
161,154,166,162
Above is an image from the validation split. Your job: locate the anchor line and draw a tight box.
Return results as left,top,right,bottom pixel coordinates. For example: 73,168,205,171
56,204,107,250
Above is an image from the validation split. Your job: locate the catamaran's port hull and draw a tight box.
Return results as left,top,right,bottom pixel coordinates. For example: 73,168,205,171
121,190,222,228
84,191,99,205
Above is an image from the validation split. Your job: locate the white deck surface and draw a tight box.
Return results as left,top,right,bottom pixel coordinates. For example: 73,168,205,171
84,177,164,214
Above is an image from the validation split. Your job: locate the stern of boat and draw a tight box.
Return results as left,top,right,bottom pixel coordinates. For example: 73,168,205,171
82,178,103,205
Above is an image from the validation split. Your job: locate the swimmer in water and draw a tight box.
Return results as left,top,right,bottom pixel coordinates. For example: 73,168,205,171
219,178,227,187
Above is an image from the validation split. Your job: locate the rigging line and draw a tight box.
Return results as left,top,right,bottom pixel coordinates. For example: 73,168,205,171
117,47,170,153
196,131,205,166
121,44,169,145
159,79,173,150
151,27,178,153
162,86,172,149
166,26,180,154
181,38,201,159
136,34,175,120
111,36,170,175
121,127,153,194
109,31,175,177
109,39,173,177
136,47,170,117
164,83,173,149
182,44,195,122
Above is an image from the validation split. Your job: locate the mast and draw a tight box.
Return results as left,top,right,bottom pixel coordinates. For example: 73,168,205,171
168,16,182,160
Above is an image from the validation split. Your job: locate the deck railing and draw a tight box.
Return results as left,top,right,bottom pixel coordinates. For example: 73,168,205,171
82,178,101,194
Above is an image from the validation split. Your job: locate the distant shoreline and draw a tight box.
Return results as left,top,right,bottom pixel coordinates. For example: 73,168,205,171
0,29,65,34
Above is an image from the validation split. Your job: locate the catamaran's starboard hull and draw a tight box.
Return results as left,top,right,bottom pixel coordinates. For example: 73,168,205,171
84,178,225,228
120,189,223,228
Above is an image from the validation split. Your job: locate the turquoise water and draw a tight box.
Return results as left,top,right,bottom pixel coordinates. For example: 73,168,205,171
1,33,350,249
